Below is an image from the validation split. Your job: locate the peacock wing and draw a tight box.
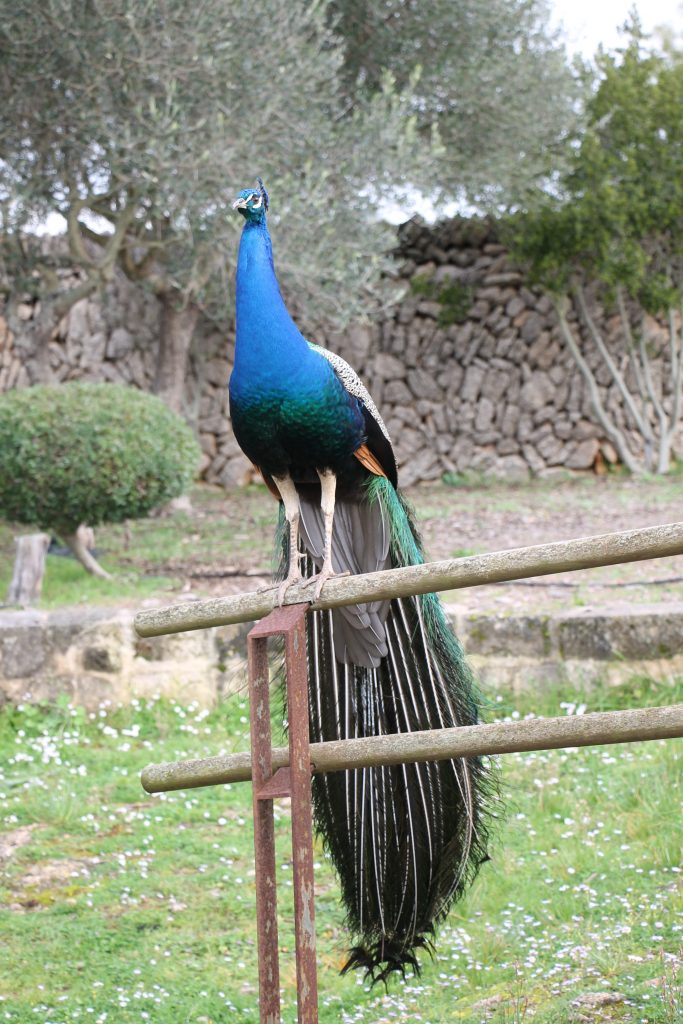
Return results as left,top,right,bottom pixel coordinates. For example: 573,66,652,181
308,343,397,486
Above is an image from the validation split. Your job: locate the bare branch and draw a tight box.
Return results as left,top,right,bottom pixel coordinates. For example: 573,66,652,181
669,305,683,441
636,317,670,473
52,273,103,318
616,286,649,410
574,284,651,443
556,296,642,474
66,197,99,270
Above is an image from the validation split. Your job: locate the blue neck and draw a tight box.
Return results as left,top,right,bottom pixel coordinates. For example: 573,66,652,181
234,219,310,375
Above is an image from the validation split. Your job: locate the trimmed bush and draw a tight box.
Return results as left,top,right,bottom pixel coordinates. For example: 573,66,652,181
0,382,200,562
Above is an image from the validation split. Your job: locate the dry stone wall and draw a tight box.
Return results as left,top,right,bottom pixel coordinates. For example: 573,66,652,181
1,218,678,485
3,602,682,707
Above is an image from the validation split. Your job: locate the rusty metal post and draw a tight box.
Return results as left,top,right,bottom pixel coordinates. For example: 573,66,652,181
247,619,281,1024
283,605,318,1021
248,603,318,1024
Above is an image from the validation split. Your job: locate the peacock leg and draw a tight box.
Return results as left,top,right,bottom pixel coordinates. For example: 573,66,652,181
304,467,337,601
272,473,305,605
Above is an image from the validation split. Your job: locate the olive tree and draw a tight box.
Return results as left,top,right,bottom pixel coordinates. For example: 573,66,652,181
330,0,580,206
0,0,421,411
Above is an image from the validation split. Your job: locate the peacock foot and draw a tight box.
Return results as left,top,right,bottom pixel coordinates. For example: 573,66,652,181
275,568,306,607
303,562,339,602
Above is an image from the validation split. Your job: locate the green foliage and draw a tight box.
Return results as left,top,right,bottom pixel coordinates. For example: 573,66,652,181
330,0,580,205
410,272,474,325
509,28,683,313
0,383,200,534
0,0,424,332
0,0,580,341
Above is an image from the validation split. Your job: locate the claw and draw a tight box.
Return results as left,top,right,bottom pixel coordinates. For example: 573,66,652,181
276,568,305,607
302,562,337,601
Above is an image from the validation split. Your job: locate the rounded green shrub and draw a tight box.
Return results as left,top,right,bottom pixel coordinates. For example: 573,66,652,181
0,382,201,533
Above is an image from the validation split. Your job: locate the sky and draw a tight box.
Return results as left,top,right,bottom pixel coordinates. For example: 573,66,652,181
550,0,681,56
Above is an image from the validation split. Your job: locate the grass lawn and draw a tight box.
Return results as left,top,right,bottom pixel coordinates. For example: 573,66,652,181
0,676,680,1023
0,484,277,609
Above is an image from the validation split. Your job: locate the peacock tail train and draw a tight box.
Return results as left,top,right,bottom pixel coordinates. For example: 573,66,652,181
277,475,495,984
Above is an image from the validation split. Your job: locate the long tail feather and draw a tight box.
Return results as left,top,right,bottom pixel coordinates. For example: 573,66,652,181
277,477,496,983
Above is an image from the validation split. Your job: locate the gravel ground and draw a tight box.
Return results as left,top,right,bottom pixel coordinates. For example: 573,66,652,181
184,474,683,616
414,474,683,614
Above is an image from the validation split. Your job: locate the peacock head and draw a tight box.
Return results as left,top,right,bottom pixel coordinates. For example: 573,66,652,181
232,178,269,224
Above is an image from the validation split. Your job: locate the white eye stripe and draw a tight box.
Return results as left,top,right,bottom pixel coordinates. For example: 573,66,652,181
252,195,262,208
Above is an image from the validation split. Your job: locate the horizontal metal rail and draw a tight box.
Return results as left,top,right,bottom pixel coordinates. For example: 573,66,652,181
141,703,683,794
134,521,683,637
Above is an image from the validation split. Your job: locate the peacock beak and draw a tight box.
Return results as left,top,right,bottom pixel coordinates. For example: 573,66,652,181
232,197,248,210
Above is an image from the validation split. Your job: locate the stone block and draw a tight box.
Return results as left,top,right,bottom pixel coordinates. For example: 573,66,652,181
520,443,546,473
496,437,521,455
407,368,443,402
505,295,525,319
461,364,485,402
396,427,424,455
557,607,683,661
500,404,520,437
492,454,530,480
204,358,229,387
344,324,373,366
474,396,495,432
480,368,510,404
384,379,412,404
398,448,441,485
554,418,573,440
536,433,567,464
373,352,406,380
574,419,601,440
469,299,490,320
0,620,48,677
418,301,442,319
106,327,134,360
517,413,534,442
519,371,555,412
564,438,599,469
521,312,544,343
217,455,254,487
462,613,550,657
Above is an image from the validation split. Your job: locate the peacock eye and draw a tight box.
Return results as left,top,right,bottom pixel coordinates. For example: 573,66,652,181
251,195,262,208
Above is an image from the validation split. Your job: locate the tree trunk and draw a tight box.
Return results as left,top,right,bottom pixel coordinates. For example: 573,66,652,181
154,294,199,414
6,533,50,605
61,525,112,579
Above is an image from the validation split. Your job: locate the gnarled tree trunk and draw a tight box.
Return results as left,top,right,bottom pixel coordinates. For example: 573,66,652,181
61,525,111,579
154,294,199,415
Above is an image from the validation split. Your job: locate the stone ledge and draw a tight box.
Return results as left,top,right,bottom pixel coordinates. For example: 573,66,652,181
448,602,683,662
1,602,682,707
0,606,248,709
446,602,683,692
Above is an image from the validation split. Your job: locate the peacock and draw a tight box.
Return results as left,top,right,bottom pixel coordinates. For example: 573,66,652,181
229,178,494,983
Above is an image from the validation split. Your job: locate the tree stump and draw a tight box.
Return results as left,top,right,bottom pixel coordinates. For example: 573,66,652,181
6,533,50,605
